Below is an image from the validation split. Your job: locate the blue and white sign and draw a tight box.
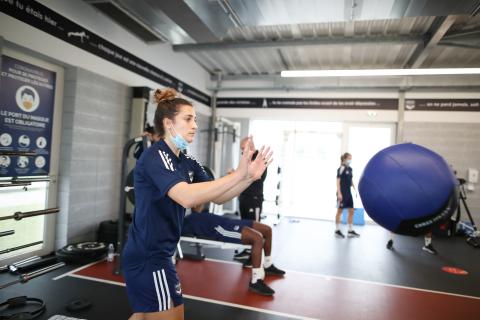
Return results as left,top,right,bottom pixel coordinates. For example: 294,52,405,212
0,55,56,177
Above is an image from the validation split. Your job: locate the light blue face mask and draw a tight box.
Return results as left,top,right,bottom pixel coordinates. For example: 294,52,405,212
346,159,352,166
170,127,189,151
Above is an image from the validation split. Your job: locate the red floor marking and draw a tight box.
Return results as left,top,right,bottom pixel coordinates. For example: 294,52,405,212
74,259,480,320
442,266,469,275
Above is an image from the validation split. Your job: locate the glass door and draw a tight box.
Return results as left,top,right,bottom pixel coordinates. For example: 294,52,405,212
250,120,342,220
345,124,396,218
281,128,342,219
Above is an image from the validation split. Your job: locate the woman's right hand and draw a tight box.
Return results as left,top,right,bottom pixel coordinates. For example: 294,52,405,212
337,193,343,202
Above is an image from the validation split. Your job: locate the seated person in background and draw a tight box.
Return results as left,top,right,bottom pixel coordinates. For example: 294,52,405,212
133,125,158,159
182,204,286,296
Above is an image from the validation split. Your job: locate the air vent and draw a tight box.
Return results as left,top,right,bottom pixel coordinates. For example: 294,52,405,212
91,2,164,43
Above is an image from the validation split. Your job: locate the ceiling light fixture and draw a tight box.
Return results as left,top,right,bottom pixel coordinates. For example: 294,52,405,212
280,68,480,77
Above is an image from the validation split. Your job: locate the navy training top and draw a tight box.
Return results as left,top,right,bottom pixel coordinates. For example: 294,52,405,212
125,139,211,261
337,165,353,195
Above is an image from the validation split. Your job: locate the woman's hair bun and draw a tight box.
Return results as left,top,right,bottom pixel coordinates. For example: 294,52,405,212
154,88,177,103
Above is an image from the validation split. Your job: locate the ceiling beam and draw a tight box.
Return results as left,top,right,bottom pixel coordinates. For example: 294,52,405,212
403,15,458,69
173,34,425,52
277,49,289,70
145,0,219,43
437,41,480,50
442,29,480,40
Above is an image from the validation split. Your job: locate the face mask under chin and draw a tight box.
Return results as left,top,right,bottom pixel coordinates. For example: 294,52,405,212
169,126,189,151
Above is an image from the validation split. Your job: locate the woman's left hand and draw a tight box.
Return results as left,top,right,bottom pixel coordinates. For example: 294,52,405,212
247,145,273,181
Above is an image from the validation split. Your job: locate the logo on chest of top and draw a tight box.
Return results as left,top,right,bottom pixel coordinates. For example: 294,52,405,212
188,171,194,182
158,150,175,171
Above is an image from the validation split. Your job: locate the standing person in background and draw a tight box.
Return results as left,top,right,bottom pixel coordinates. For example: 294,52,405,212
238,136,268,222
335,152,360,238
387,231,438,254
234,137,268,262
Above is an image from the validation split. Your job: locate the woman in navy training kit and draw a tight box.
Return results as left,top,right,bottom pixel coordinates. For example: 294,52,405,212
335,152,360,238
122,88,273,320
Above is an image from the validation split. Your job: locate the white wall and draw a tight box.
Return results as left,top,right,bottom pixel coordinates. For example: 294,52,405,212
1,0,211,110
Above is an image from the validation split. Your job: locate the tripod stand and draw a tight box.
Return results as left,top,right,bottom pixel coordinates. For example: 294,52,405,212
456,179,479,248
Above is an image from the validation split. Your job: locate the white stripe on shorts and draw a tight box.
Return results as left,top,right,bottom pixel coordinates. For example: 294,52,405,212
157,270,168,310
161,269,172,309
215,226,242,239
152,271,163,311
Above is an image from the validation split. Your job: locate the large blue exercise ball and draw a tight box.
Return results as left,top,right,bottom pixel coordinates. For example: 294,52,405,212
359,143,458,236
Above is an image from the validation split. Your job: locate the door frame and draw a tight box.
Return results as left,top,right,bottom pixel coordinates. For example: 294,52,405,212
1,47,64,264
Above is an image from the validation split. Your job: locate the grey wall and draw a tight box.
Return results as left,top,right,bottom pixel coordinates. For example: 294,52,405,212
56,67,131,247
403,122,480,222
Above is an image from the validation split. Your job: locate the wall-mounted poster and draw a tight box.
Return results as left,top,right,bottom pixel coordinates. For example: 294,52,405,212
0,55,56,177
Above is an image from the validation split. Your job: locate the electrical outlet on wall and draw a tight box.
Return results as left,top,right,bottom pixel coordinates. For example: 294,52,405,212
467,168,479,184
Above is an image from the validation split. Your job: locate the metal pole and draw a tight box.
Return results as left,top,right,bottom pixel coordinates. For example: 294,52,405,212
0,241,43,255
0,182,31,188
0,208,59,221
396,90,405,143
0,230,15,237
0,262,65,290
208,71,222,168
115,136,143,275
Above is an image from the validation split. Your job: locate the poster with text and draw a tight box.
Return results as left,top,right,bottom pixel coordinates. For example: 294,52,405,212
0,55,56,177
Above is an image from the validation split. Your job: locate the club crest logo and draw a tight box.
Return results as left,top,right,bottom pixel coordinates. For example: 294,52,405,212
405,100,416,110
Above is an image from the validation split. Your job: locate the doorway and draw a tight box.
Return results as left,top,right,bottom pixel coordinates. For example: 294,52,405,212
249,120,395,221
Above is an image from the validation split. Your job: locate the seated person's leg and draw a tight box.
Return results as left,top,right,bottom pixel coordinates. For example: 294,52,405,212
251,222,272,256
251,222,285,276
240,227,274,296
182,211,285,295
240,227,263,271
